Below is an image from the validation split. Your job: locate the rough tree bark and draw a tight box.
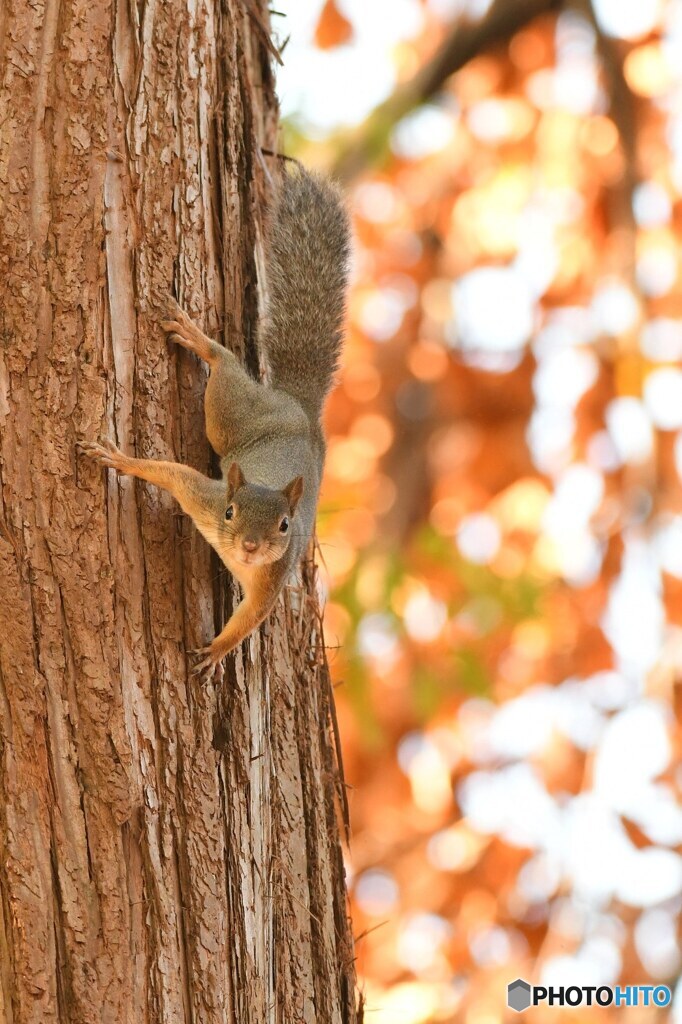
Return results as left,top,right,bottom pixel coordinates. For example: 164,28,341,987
0,2,356,1022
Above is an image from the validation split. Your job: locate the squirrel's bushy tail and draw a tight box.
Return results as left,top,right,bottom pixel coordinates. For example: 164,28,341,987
260,169,351,422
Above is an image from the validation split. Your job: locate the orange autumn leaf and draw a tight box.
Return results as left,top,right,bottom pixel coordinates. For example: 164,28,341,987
621,816,656,850
314,0,353,50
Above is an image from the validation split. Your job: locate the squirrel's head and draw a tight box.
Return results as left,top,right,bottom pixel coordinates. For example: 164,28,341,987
222,462,304,566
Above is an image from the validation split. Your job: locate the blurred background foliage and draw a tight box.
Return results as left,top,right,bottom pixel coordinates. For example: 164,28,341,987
275,1,682,1019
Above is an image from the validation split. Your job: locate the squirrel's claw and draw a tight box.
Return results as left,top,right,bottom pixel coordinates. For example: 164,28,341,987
78,439,129,471
162,329,197,358
160,320,183,335
160,307,218,364
189,645,222,681
160,314,197,355
160,298,192,335
160,296,183,321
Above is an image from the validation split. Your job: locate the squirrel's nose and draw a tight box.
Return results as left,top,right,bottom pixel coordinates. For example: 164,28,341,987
242,538,259,553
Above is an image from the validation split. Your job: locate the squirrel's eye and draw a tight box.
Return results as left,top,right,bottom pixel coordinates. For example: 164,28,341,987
279,517,289,534
225,505,234,521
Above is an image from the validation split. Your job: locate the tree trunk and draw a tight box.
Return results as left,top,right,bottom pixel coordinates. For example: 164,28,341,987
0,2,357,1022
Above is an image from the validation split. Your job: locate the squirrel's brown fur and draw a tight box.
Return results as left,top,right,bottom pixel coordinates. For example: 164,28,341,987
80,168,351,676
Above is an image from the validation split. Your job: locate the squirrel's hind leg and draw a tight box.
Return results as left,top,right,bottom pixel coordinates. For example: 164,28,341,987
160,300,267,459
161,302,223,364
202,353,268,457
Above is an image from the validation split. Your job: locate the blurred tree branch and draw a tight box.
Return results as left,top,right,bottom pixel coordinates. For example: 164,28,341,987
331,0,562,181
579,0,655,504
584,0,640,288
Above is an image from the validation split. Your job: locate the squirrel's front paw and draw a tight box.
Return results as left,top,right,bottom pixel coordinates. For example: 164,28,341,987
189,643,226,681
78,439,132,473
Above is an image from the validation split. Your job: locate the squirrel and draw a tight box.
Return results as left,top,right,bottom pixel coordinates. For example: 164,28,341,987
80,169,351,677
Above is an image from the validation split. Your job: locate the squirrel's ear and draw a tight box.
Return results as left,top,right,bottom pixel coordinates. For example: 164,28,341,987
282,475,304,513
227,462,246,498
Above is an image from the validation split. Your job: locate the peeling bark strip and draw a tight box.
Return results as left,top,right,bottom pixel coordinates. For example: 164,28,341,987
0,1,357,1021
